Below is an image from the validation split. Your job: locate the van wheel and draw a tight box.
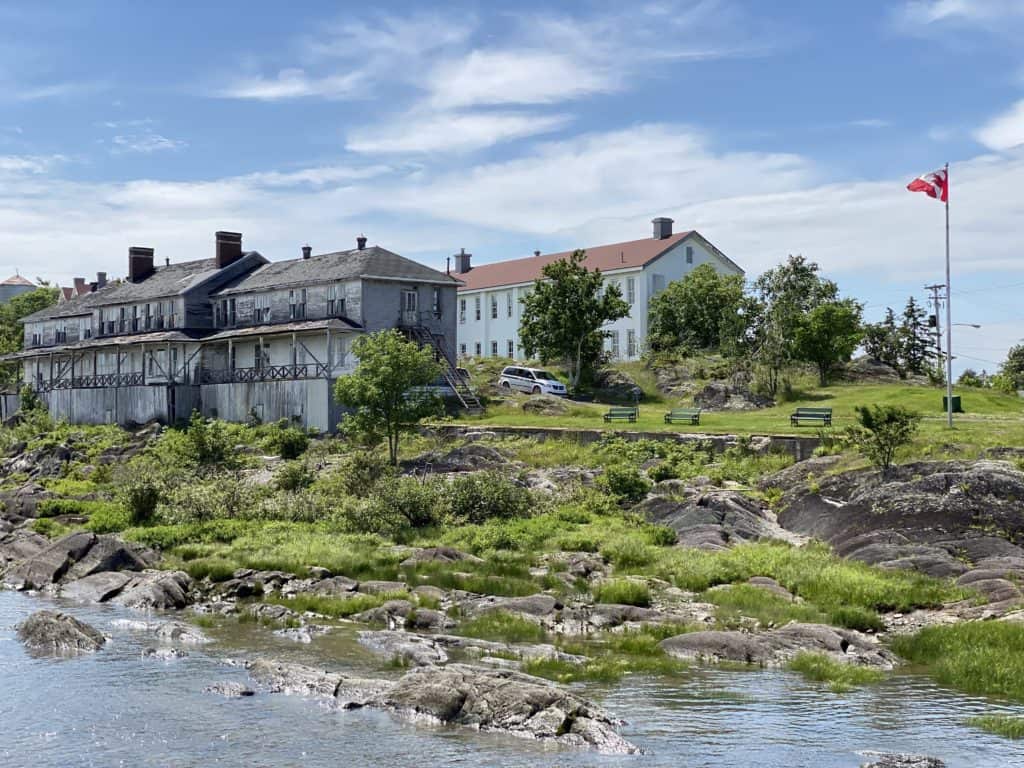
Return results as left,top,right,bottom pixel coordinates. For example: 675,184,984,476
532,386,541,394
501,381,511,390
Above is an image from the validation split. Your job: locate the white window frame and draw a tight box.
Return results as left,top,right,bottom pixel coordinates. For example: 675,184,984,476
626,277,635,306
459,298,466,324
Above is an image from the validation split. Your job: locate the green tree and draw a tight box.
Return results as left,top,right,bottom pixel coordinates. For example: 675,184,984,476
957,368,983,388
751,255,838,395
899,296,935,376
333,329,443,465
794,299,864,385
647,264,747,352
519,250,629,389
849,405,921,473
1000,344,1024,390
0,286,59,386
862,307,901,371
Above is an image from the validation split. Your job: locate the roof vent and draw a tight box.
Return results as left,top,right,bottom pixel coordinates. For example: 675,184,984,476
356,234,367,250
453,247,472,274
301,244,312,260
652,217,674,240
128,246,155,283
215,231,244,269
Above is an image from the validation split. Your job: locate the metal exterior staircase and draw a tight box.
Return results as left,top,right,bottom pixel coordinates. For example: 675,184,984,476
404,325,482,414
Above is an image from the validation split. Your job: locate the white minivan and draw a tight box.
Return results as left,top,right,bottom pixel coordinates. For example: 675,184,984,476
498,366,567,396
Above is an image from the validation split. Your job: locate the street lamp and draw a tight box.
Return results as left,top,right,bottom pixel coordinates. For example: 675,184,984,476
953,323,981,329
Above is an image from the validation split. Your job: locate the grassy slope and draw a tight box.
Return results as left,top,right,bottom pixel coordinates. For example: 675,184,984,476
452,381,1024,452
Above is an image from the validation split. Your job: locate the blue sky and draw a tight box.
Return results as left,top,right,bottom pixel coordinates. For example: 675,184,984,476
2,0,1023,373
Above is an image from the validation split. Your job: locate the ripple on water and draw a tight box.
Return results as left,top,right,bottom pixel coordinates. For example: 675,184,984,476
1,589,1023,768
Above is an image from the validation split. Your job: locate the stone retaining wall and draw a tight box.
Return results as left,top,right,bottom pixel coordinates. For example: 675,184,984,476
428,425,820,461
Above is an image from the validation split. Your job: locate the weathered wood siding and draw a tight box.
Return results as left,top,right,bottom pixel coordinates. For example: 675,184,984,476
200,378,337,431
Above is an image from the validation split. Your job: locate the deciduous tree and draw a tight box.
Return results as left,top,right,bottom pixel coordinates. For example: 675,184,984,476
794,299,864,385
334,329,443,465
519,250,629,389
647,264,746,352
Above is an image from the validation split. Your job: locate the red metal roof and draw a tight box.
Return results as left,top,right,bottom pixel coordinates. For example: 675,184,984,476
1,274,34,287
456,232,694,291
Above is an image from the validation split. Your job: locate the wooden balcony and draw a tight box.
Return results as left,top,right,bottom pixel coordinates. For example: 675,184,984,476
199,363,331,384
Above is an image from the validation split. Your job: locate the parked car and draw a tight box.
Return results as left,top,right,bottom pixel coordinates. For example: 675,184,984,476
498,366,567,396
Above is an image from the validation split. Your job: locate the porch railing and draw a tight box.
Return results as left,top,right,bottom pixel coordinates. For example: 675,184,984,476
199,363,331,384
41,372,146,391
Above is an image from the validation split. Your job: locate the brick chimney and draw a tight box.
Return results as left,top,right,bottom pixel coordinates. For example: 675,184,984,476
652,217,674,240
301,244,312,260
356,234,367,250
128,247,155,283
215,231,244,269
73,277,87,296
453,247,472,274
96,272,107,289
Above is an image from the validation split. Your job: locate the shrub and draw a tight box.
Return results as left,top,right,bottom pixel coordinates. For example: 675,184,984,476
85,504,131,534
264,420,310,459
599,464,652,504
593,579,651,607
31,517,69,538
159,476,264,524
184,410,236,467
331,450,392,496
600,537,656,569
36,498,92,518
848,404,921,472
274,460,315,492
444,471,536,525
118,476,162,526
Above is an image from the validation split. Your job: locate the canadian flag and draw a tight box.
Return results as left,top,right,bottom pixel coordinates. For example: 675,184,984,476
907,168,948,202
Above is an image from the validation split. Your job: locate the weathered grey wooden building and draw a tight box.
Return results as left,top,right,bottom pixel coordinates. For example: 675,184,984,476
10,232,462,431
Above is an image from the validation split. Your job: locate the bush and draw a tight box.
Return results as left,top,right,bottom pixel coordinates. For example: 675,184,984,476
36,498,92,518
599,465,652,504
84,504,131,534
158,477,265,524
444,471,536,525
274,460,315,492
183,411,236,467
31,517,69,538
593,579,651,607
264,420,310,460
331,450,392,496
848,404,921,472
118,477,162,526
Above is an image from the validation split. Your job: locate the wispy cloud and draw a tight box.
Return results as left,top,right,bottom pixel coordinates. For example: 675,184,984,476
110,133,186,155
347,111,572,154
215,68,364,101
850,118,891,128
975,98,1024,150
896,0,1024,26
4,80,107,102
0,154,66,175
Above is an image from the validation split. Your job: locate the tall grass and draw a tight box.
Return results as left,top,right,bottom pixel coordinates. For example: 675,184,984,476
704,584,826,628
456,611,546,643
891,622,1024,702
264,591,409,618
787,652,885,692
593,579,651,607
966,715,1024,739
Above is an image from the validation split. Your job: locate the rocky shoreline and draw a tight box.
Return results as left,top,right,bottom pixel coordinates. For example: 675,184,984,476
4,435,1024,761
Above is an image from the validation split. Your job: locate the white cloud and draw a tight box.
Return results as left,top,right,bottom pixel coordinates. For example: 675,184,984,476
0,154,65,175
216,68,364,101
897,0,1024,26
427,51,617,109
850,118,890,128
346,111,572,154
974,98,1024,150
110,133,186,154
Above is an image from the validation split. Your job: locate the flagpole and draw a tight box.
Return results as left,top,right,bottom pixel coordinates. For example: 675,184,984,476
944,162,953,428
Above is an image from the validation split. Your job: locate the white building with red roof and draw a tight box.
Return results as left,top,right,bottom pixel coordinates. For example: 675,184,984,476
453,218,742,362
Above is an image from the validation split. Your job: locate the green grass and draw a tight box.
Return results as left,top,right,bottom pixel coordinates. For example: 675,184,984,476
593,579,652,607
704,584,827,628
456,611,547,643
264,591,409,618
451,382,1024,454
966,715,1024,739
650,541,964,616
890,622,1024,702
787,652,885,692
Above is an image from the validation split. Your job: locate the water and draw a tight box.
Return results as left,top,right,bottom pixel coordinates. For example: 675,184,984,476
2,590,1022,768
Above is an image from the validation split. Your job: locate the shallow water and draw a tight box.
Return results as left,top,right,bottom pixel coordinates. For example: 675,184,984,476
1,590,1022,768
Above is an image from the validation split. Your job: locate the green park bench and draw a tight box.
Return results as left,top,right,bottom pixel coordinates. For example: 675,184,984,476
603,406,638,423
790,407,832,427
664,407,702,425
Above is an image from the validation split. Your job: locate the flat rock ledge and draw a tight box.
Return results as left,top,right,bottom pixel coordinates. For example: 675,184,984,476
659,623,897,668
858,753,946,768
245,659,642,755
16,610,106,656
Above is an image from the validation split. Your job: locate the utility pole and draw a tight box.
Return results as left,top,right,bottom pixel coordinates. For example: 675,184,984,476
925,283,945,371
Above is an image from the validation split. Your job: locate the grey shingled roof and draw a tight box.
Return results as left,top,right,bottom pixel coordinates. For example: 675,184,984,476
20,257,254,323
214,245,459,297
